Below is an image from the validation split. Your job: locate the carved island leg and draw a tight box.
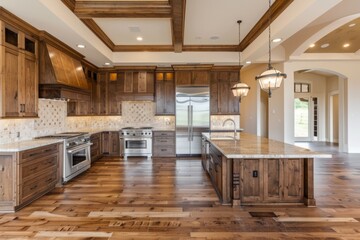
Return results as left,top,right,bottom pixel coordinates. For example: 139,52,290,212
304,158,316,206
232,159,241,206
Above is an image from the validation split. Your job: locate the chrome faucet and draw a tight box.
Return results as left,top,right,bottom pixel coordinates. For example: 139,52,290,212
222,118,237,139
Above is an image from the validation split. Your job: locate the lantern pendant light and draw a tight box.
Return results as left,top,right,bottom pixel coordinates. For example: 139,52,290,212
255,0,286,98
231,20,250,102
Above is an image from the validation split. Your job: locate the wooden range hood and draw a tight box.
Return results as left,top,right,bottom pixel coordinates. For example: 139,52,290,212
39,38,90,100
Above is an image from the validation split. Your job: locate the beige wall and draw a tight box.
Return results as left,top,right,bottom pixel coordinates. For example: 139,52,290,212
240,64,268,137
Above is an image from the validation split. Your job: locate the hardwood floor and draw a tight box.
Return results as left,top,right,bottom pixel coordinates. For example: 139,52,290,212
1,143,360,239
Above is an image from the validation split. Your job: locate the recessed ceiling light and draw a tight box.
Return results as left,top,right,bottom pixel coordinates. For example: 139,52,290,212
309,43,315,48
343,43,350,48
77,44,85,48
104,62,110,66
321,43,330,48
349,23,356,27
210,36,219,40
246,61,252,64
272,38,282,43
136,36,143,41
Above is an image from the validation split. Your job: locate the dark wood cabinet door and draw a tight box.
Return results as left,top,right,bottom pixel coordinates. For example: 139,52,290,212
175,71,191,85
109,132,120,156
283,159,304,202
240,159,263,203
108,74,122,115
3,46,20,117
210,71,240,115
22,53,37,117
264,159,282,202
192,71,209,85
98,73,107,115
155,72,175,115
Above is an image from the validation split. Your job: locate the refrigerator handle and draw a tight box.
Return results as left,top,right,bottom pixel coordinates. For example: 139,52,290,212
187,105,191,141
190,105,194,141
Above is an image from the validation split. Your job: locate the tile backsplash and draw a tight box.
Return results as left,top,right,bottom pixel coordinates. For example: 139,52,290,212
0,99,239,144
0,99,175,144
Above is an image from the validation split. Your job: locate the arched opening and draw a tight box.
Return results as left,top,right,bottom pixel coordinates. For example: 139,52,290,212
293,68,347,151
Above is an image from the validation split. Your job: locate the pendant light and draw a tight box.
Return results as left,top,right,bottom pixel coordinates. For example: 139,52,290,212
231,20,250,102
255,0,286,98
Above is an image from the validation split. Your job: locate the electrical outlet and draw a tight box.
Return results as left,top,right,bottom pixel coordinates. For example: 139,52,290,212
252,170,258,178
17,132,20,138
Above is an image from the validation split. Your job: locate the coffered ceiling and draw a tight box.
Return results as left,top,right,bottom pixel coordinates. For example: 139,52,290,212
61,0,292,53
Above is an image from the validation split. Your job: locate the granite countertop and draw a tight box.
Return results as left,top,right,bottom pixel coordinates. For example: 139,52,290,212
0,139,63,152
202,132,332,159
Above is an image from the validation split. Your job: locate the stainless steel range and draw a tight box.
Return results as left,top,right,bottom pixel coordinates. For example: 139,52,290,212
36,132,92,183
120,127,152,160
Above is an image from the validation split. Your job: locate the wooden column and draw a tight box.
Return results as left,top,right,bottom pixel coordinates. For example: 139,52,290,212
232,159,241,206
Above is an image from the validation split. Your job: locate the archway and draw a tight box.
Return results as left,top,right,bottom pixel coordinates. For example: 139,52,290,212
292,68,347,152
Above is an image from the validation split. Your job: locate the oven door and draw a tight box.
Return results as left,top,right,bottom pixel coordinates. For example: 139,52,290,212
124,138,151,154
64,143,92,182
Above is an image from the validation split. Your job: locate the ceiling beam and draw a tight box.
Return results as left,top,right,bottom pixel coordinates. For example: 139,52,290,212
81,19,115,50
113,45,174,52
240,0,294,51
170,0,186,53
72,1,172,18
183,45,238,52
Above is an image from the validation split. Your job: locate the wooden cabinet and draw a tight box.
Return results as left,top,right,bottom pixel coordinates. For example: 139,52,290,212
152,131,176,157
101,131,120,156
0,143,61,212
155,70,175,115
209,144,223,199
210,70,240,115
0,23,38,118
175,70,209,86
107,72,122,115
117,70,155,101
234,158,304,204
90,132,102,162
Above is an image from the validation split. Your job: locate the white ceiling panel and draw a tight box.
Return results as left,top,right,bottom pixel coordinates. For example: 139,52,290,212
94,18,172,45
184,0,269,45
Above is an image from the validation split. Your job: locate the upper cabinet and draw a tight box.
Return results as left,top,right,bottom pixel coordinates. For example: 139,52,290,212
210,67,241,115
116,68,155,101
155,68,175,115
173,65,212,86
0,21,38,118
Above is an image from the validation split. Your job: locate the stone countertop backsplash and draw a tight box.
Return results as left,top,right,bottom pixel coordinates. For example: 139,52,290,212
0,99,240,146
0,99,176,145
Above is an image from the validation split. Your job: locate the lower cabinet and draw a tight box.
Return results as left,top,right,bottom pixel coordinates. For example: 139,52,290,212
90,132,102,162
152,131,176,157
101,131,120,156
0,143,61,212
209,144,223,199
235,158,304,204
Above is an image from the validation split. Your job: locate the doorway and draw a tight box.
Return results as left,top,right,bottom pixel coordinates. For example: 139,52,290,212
294,97,311,141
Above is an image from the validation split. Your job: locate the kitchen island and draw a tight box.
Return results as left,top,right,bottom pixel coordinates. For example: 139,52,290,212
201,132,331,207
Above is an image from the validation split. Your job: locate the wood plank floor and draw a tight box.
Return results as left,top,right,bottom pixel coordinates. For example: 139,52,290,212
1,142,360,239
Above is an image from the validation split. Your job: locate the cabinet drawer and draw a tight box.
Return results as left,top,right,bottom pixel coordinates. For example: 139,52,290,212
153,146,175,157
19,166,57,204
20,144,58,163
153,137,175,146
153,131,175,137
21,154,58,181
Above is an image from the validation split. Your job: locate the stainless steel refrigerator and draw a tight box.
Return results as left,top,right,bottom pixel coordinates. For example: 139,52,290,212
176,86,210,156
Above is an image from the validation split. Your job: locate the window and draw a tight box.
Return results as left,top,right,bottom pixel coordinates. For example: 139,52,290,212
294,83,310,93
